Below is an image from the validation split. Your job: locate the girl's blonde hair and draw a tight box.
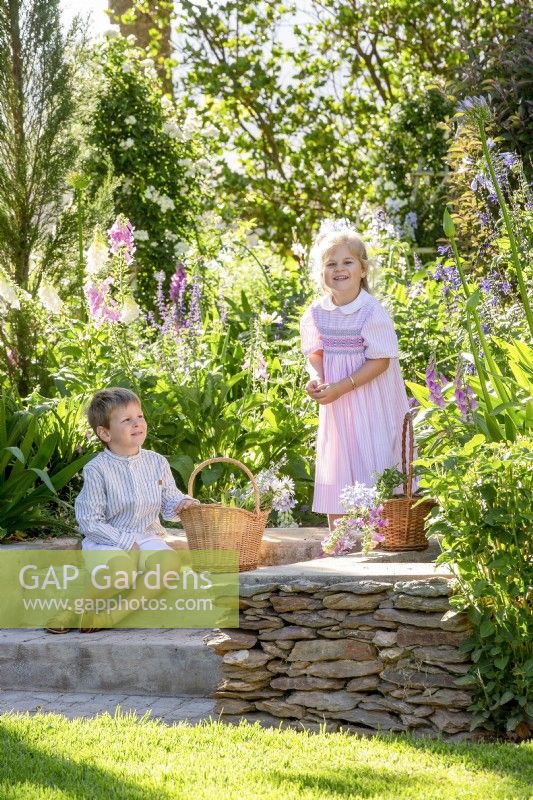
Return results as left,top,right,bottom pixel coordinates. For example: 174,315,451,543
310,229,372,295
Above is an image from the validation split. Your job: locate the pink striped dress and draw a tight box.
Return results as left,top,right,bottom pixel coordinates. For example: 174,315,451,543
300,288,418,514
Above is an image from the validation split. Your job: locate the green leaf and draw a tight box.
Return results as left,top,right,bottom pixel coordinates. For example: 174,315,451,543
201,462,225,487
479,619,494,637
498,690,515,706
262,408,279,431
168,455,195,490
405,381,431,408
465,290,481,312
443,208,455,237
3,446,25,464
29,468,57,495
462,434,485,455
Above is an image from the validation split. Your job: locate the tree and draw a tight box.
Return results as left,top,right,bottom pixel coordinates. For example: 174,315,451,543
176,0,522,252
108,0,175,96
0,0,82,396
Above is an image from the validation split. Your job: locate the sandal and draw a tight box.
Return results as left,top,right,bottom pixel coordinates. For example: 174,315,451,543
45,609,77,634
45,626,73,634
79,612,102,633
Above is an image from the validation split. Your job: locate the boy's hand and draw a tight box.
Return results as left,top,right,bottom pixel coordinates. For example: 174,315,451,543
175,498,200,513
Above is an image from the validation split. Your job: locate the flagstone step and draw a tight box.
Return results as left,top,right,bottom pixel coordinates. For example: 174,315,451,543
0,688,216,723
1,527,330,566
0,628,220,697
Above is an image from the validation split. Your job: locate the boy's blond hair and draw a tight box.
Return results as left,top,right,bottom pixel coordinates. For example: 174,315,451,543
87,387,141,440
310,229,372,295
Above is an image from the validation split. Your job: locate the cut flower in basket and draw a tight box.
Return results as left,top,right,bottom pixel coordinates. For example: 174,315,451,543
217,466,297,527
247,468,298,527
321,482,389,557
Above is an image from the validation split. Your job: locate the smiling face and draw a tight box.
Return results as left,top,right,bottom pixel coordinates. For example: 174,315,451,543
322,243,367,303
96,401,147,456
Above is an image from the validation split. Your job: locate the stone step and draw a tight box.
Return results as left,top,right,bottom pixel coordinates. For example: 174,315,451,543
0,527,330,567
0,628,220,697
0,688,216,723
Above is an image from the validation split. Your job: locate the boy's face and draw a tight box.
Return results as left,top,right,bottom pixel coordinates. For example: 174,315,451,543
97,401,147,456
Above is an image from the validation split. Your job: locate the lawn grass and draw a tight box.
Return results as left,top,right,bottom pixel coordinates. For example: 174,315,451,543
1,711,532,800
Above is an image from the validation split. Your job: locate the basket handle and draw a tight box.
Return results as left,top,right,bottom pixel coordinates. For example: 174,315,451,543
401,410,416,499
187,457,261,516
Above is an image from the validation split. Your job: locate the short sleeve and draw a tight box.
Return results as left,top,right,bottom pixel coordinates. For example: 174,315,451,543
300,306,323,356
363,305,399,359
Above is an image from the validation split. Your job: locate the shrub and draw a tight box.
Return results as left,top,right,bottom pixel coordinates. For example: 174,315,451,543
424,435,533,733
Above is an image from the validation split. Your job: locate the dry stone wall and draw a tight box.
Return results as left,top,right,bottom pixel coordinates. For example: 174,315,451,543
204,577,477,739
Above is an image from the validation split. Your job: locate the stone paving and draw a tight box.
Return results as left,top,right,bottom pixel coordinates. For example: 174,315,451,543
0,689,217,724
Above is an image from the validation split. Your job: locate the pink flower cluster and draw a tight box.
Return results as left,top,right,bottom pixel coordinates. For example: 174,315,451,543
108,216,136,265
84,278,120,326
321,484,389,557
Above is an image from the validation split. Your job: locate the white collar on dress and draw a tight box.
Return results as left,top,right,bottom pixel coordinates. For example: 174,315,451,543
319,288,370,315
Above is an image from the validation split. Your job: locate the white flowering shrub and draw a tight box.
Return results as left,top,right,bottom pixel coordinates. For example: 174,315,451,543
85,34,211,303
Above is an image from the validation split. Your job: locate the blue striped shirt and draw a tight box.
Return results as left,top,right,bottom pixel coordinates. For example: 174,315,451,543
74,447,192,549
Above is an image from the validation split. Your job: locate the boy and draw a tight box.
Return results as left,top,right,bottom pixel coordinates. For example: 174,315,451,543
46,387,198,633
75,387,198,551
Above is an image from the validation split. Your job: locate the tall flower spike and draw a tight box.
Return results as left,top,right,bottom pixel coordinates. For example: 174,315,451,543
425,356,446,409
108,216,136,265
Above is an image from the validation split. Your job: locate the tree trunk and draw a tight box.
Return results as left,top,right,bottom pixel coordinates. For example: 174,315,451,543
108,0,173,96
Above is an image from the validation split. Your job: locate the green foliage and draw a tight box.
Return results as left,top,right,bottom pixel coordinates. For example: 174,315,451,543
85,34,207,302
455,3,533,180
374,466,409,501
377,251,457,385
0,392,93,540
177,0,521,249
0,0,84,395
423,436,533,732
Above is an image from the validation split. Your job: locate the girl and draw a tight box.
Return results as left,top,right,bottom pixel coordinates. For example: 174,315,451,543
300,226,417,532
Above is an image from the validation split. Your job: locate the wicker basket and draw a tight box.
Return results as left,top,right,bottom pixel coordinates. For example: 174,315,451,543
379,411,437,551
179,457,270,572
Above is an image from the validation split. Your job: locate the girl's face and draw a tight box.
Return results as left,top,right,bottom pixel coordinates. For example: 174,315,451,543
322,243,366,299
97,401,147,456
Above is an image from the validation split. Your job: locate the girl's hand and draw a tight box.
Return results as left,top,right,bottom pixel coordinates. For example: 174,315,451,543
314,382,346,405
305,378,323,398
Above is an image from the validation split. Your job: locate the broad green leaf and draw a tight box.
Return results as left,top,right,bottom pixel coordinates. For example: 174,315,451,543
3,446,25,464
462,434,485,455
30,468,57,495
168,454,195,489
